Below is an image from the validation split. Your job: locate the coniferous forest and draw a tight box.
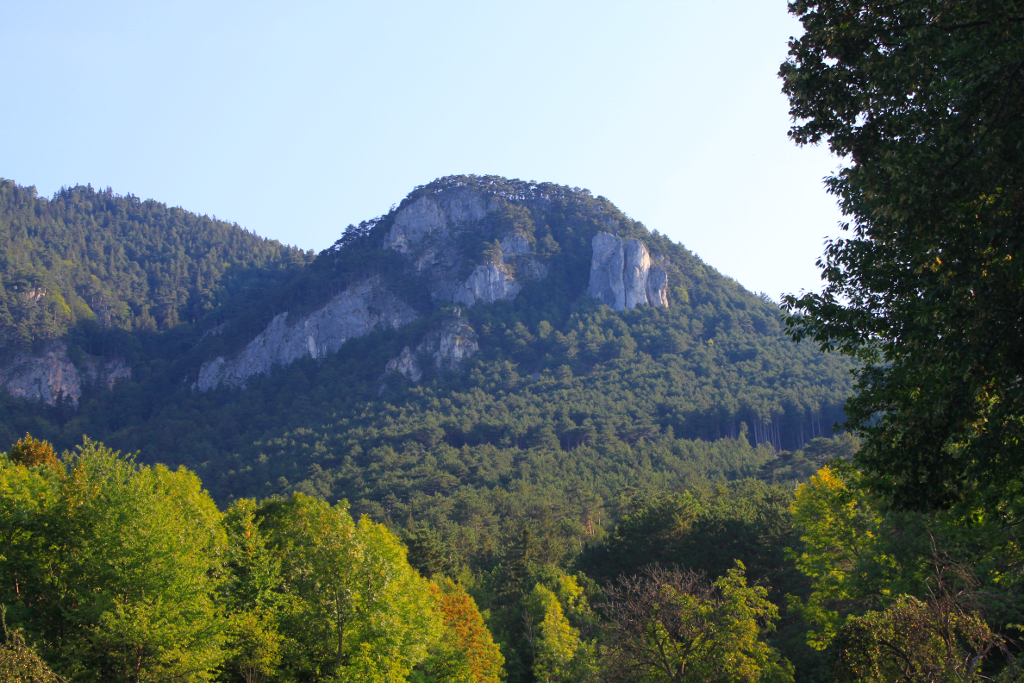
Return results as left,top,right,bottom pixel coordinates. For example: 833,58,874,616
4,1,1024,682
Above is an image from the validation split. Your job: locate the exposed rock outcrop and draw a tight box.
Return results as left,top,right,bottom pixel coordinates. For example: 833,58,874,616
0,343,130,407
196,187,550,393
451,234,549,307
385,188,494,255
453,263,520,307
384,188,547,306
196,278,418,391
384,189,499,292
383,313,479,385
586,233,669,311
384,346,423,383
500,233,549,280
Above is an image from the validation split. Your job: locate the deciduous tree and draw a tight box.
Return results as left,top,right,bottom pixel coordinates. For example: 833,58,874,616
781,0,1024,513
600,563,793,683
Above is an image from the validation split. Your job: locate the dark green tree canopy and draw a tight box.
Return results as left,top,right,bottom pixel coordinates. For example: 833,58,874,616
780,0,1024,513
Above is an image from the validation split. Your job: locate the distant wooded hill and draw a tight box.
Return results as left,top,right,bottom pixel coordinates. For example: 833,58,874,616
0,174,853,512
0,180,311,349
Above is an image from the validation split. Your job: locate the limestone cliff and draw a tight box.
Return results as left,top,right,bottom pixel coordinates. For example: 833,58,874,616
196,278,418,391
385,188,547,306
587,233,669,311
0,343,130,407
383,313,479,385
194,184,551,392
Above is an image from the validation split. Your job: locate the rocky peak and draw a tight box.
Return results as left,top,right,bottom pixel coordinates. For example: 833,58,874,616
384,187,548,307
384,187,498,257
587,233,669,311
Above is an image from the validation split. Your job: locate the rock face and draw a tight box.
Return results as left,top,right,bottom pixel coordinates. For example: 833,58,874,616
0,343,130,407
196,278,418,391
385,188,547,305
385,188,493,256
195,185,551,393
587,233,669,311
384,189,498,299
384,313,479,384
453,263,520,307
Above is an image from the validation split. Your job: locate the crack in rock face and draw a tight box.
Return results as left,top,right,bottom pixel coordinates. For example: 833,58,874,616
587,233,669,311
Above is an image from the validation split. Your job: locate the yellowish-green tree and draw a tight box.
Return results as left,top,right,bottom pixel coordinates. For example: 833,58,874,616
222,498,287,683
788,464,882,647
0,438,227,683
528,584,583,683
260,493,442,682
601,563,793,683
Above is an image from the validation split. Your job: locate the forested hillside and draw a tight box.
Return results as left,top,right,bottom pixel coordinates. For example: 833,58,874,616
0,175,861,681
4,0,1024,680
0,180,311,351
0,176,854,542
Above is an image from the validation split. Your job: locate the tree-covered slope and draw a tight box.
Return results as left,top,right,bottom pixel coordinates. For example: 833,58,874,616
0,175,854,515
0,180,311,351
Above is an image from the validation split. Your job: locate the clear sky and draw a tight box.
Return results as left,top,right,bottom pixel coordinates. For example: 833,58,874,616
0,1,845,300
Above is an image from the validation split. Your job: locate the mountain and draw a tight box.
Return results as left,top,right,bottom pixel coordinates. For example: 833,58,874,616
0,174,853,509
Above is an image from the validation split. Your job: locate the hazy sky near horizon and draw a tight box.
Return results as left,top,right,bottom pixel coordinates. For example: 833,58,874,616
1,1,845,300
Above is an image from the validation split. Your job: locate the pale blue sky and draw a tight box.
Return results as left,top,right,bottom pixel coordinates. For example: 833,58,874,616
0,1,843,300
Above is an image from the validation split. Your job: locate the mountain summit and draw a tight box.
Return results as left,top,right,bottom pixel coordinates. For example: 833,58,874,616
193,178,672,392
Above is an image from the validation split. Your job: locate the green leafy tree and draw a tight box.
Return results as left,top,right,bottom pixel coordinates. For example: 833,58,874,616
831,562,1009,682
403,522,452,579
259,493,441,682
222,612,282,683
258,493,360,679
0,612,62,683
0,438,227,683
524,582,595,683
222,499,286,683
787,464,883,647
600,563,794,683
60,442,227,683
788,463,1024,672
780,0,1024,513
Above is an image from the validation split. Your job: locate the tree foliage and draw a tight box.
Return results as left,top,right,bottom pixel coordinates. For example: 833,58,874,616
1,436,495,683
599,563,794,683
7,434,59,470
831,563,1008,683
0,608,63,683
780,0,1024,513
414,577,504,683
0,180,308,350
0,438,226,682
